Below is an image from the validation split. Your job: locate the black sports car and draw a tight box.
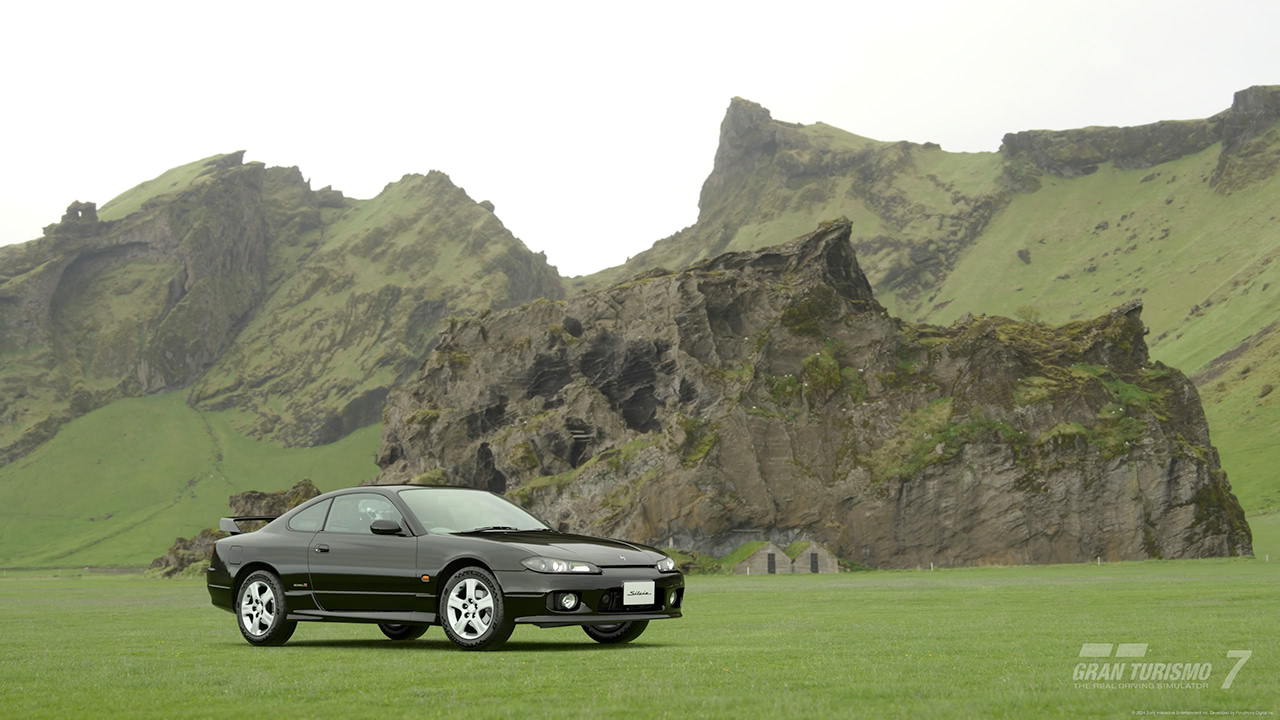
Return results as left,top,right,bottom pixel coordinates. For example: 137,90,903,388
207,485,684,649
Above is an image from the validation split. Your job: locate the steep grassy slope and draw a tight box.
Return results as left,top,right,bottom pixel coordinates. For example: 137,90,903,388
915,144,1279,346
96,152,243,222
1196,326,1280,517
0,392,380,568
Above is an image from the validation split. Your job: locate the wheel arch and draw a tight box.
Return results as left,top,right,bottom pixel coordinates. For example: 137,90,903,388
436,556,495,591
232,561,280,599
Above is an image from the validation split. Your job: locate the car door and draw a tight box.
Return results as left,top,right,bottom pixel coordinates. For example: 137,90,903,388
307,492,418,613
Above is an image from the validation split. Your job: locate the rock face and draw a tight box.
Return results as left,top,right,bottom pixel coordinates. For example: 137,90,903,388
1213,85,1280,192
377,221,1251,567
1002,84,1280,193
1000,119,1221,183
147,480,320,577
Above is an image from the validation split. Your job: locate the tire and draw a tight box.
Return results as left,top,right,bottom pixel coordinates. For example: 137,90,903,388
379,623,428,641
438,567,514,650
583,620,649,644
236,570,297,646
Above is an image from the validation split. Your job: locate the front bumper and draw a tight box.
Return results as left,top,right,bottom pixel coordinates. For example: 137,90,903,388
495,567,684,628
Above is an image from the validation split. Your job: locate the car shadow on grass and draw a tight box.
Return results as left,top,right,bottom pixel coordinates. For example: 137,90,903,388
256,638,668,652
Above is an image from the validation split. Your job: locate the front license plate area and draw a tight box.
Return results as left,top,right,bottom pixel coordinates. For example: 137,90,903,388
622,581,655,606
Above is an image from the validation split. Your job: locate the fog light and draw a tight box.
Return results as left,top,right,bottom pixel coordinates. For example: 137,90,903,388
669,590,679,608
560,592,579,610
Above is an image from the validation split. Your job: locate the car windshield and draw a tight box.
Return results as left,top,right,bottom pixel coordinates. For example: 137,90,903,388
397,488,550,534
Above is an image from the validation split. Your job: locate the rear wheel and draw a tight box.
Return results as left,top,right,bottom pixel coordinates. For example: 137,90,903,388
236,570,296,646
438,567,513,650
379,623,428,641
583,620,648,644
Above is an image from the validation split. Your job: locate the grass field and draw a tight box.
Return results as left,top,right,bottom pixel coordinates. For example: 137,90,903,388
1,561,1275,719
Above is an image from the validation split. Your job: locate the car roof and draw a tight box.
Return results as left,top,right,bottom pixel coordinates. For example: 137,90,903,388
319,484,489,496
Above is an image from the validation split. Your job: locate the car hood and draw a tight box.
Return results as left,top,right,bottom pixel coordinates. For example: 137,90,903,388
465,531,664,567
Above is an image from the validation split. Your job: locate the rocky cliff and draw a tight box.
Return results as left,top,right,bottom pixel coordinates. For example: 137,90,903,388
0,153,564,464
377,221,1251,567
0,153,281,464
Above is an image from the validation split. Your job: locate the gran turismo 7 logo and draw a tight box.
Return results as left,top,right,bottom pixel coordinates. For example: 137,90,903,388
1072,643,1252,690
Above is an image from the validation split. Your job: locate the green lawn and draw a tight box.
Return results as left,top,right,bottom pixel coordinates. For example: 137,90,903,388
1,561,1275,718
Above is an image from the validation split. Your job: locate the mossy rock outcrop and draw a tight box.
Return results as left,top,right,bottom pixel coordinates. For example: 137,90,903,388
377,221,1250,567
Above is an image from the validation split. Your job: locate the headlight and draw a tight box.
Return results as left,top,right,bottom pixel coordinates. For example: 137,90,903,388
656,556,676,572
521,556,600,574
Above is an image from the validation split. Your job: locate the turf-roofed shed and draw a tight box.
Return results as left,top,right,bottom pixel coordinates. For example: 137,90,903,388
785,540,839,574
728,541,790,575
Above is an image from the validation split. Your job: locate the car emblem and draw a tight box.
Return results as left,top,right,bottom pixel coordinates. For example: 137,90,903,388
619,554,627,561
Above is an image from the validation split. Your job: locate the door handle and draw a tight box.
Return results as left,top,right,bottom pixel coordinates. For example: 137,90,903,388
314,545,330,553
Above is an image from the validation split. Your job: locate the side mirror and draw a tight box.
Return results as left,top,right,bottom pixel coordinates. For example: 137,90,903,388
370,519,404,536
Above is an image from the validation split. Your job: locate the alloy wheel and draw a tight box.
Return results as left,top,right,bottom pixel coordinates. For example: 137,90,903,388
446,577,494,640
240,580,276,637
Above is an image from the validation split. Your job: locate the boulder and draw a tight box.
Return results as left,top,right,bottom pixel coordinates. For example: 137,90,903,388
148,479,320,577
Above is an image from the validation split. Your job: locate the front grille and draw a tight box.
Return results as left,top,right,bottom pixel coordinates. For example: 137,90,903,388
596,588,663,613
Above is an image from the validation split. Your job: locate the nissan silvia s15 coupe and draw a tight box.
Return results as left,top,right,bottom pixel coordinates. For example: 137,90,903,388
207,485,684,650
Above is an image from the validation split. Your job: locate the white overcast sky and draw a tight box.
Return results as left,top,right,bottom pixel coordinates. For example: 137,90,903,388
2,1,1277,277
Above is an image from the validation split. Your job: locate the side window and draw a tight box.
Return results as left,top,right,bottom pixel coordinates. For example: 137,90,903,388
288,499,331,532
324,493,404,534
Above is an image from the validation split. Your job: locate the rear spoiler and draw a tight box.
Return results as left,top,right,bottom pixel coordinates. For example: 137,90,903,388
219,516,278,535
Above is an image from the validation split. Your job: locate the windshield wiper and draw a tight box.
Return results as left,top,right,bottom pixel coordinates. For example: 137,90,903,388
461,526,519,533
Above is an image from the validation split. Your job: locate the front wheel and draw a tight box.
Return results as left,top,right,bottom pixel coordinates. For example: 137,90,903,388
439,568,514,650
236,570,297,646
379,623,428,641
583,620,648,644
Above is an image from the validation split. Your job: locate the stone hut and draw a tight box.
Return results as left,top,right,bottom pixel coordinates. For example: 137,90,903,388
786,541,840,574
732,541,790,575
